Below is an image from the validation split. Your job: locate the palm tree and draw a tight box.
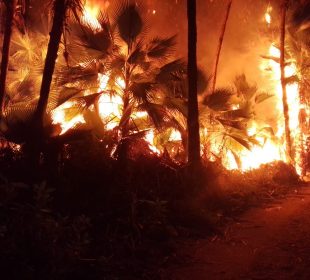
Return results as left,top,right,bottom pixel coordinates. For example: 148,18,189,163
287,0,310,174
187,0,200,166
34,0,82,130
58,1,188,157
0,0,17,116
202,74,274,168
280,0,292,161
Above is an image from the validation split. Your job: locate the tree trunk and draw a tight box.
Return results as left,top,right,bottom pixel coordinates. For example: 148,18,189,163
0,0,17,116
280,0,292,162
211,0,232,94
34,0,67,129
187,0,200,166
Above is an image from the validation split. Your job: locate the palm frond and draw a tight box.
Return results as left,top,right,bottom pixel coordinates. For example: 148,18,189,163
56,62,99,88
217,118,247,131
138,102,168,130
127,40,145,65
234,74,257,100
163,97,188,117
222,101,253,120
203,88,234,111
225,133,252,151
129,82,154,102
56,86,85,107
146,35,176,61
255,92,274,104
112,0,144,47
155,59,186,84
68,21,114,62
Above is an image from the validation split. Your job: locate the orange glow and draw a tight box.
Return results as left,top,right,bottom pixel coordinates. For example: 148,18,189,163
217,7,304,174
52,101,86,135
50,2,307,175
82,2,101,31
264,6,272,25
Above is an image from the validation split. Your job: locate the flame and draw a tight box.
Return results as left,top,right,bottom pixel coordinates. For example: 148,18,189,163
265,13,271,25
145,130,161,154
219,7,304,174
207,5,305,174
52,101,86,135
82,2,101,31
265,6,272,25
50,2,307,175
52,3,164,154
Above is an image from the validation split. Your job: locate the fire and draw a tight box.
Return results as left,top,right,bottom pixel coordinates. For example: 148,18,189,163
50,2,307,174
215,6,305,174
52,101,86,135
51,2,165,154
82,2,101,31
264,6,272,25
145,130,160,154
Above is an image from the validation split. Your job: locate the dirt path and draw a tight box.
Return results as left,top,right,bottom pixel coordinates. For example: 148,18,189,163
163,185,310,280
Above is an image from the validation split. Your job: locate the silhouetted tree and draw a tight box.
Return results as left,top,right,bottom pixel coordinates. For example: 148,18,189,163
0,0,17,116
211,0,232,94
187,0,200,166
34,0,82,129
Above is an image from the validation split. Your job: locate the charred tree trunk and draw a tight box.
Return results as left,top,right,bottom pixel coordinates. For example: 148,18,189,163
34,0,67,129
0,0,17,116
211,0,232,94
280,0,293,162
187,0,200,167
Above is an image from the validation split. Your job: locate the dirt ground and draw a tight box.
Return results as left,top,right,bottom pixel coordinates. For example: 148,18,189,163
162,184,310,280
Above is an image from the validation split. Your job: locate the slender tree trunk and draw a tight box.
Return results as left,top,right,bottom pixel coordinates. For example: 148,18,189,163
120,56,131,138
211,0,232,94
0,0,17,116
187,0,200,166
280,0,292,162
35,0,67,128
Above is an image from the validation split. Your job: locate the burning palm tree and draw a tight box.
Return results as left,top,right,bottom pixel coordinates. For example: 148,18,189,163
56,0,188,158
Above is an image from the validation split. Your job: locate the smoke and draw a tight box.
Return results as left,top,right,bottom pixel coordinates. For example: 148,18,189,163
91,0,285,127
144,0,285,129
146,0,283,88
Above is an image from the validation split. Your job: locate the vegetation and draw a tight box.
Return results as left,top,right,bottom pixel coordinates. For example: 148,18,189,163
0,0,308,279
